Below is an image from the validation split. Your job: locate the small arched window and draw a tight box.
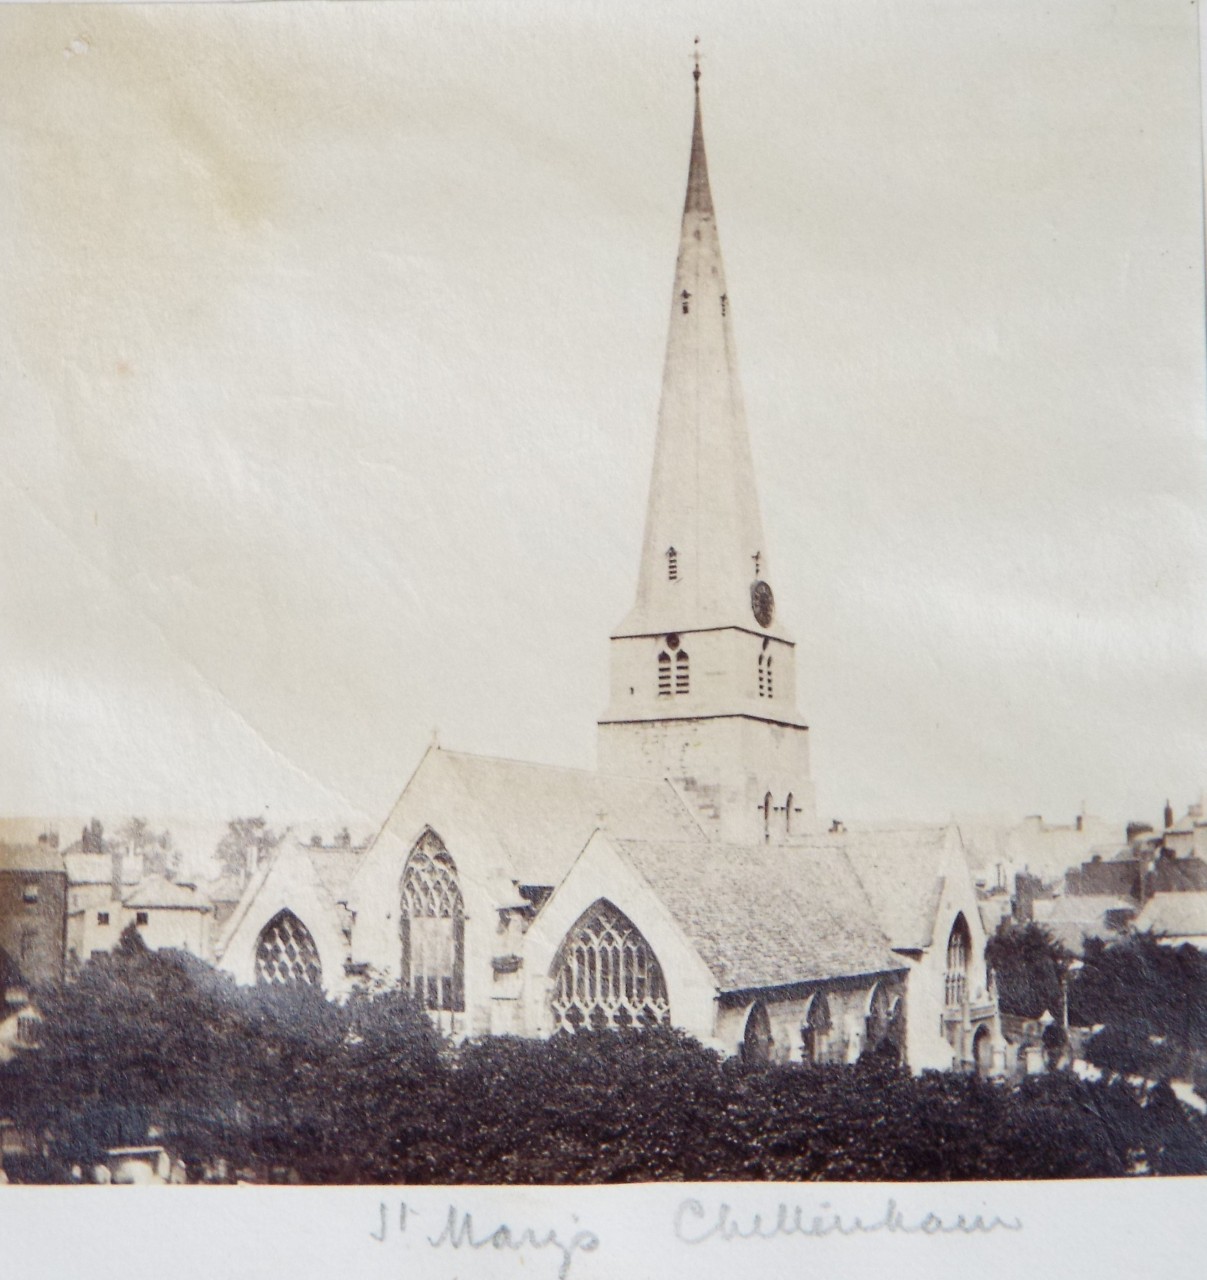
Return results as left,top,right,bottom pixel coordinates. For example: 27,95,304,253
785,793,794,836
762,792,772,841
802,991,832,1064
675,649,690,695
945,914,971,1009
550,899,670,1033
766,654,773,698
657,651,672,697
742,1000,773,1065
255,910,322,987
666,546,678,581
758,652,766,697
401,831,465,1012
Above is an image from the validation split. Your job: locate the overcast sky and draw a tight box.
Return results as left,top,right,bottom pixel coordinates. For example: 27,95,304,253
2,0,1205,833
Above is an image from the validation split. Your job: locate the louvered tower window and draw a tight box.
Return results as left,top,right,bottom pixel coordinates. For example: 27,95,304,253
657,651,672,696
945,914,971,1009
550,900,670,1033
256,910,322,986
675,649,690,694
401,831,465,1012
666,546,678,581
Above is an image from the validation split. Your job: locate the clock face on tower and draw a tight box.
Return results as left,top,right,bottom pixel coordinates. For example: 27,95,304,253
751,579,775,628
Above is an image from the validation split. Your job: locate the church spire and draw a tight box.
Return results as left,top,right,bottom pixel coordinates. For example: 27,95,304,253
615,64,772,640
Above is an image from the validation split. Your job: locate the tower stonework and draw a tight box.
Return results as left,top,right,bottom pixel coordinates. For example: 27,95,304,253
598,77,817,843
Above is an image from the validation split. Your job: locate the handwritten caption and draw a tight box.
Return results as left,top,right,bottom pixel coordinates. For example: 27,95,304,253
369,1196,1021,1277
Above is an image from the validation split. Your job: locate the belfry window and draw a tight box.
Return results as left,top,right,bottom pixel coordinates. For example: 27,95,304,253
758,651,775,698
657,651,672,696
945,914,971,1009
401,831,465,1013
680,289,691,314
675,649,690,694
256,909,322,987
550,899,670,1032
666,546,678,581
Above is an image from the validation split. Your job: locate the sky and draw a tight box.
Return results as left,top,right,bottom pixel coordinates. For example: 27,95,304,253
1,0,1206,835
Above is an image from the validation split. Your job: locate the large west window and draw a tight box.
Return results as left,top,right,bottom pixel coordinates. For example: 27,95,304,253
550,899,670,1032
256,909,322,986
401,831,465,1012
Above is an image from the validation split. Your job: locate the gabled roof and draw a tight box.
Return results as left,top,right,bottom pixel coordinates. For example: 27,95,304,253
438,750,704,887
1134,892,1207,939
815,826,951,951
614,839,904,992
123,875,209,912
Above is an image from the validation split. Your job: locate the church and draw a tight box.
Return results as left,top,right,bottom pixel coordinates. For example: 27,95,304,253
218,69,1001,1075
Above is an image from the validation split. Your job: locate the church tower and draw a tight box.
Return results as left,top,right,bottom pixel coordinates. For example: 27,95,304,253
598,64,817,843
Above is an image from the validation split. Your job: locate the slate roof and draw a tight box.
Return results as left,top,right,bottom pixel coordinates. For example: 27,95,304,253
123,875,210,912
1134,892,1207,939
615,839,904,992
440,751,704,887
808,827,951,951
0,842,65,874
304,847,364,906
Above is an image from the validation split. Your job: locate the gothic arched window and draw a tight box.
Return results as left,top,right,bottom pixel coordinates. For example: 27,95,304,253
657,651,672,697
550,899,670,1033
802,991,832,1064
675,649,690,694
742,1000,773,1065
255,910,322,986
401,831,465,1012
945,914,971,1009
785,792,794,836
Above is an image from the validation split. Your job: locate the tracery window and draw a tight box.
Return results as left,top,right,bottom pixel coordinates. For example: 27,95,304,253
401,831,465,1012
256,909,322,986
550,899,670,1033
945,914,971,1008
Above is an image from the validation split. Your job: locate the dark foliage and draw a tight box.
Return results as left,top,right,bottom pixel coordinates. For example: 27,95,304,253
1069,933,1207,1084
986,921,1072,1020
1,941,1204,1182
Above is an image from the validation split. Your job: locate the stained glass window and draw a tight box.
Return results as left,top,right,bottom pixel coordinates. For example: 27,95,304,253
550,899,669,1033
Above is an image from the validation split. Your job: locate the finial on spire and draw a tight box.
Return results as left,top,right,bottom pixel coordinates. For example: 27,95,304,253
692,36,701,89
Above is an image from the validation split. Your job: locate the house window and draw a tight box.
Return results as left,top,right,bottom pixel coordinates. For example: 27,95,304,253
22,885,38,904
135,911,149,926
15,1012,38,1047
401,831,464,1013
674,649,690,694
945,914,971,1008
550,899,670,1033
666,546,678,581
97,912,110,926
256,910,322,986
657,651,672,696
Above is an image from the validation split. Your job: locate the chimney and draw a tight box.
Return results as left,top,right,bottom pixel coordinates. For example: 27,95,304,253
110,842,123,906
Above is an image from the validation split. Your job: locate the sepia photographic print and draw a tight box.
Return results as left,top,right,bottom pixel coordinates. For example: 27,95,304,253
2,0,1207,1253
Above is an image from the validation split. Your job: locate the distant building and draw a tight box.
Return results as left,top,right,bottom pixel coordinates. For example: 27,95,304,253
0,834,67,989
1133,892,1207,948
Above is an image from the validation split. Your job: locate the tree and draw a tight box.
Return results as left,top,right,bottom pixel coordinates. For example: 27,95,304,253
986,921,1073,1020
1070,933,1207,1085
215,818,285,886
116,817,178,880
